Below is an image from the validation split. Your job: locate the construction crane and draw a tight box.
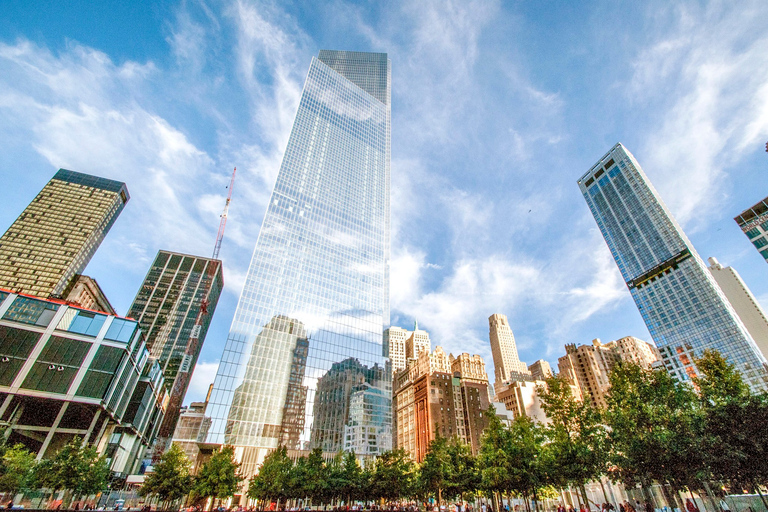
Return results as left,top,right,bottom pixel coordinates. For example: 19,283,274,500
212,167,236,260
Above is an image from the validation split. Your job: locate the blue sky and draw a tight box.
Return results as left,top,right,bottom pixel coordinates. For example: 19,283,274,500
1,0,767,405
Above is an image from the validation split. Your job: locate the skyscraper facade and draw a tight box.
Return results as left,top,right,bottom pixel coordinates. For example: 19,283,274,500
488,313,530,387
207,50,391,476
734,196,768,264
578,143,768,391
127,250,223,446
0,169,129,299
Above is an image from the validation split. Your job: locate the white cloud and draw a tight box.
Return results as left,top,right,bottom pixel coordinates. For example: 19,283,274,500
631,1,768,229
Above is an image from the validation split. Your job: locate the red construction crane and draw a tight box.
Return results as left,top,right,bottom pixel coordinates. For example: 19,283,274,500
212,167,236,260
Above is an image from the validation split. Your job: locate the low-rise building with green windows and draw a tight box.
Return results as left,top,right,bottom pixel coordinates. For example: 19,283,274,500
0,288,165,478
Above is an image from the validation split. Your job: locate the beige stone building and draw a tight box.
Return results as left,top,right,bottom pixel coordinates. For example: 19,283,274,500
488,313,531,386
393,346,490,462
528,359,553,381
558,337,659,408
385,323,432,374
708,257,768,361
494,380,549,424
65,274,116,315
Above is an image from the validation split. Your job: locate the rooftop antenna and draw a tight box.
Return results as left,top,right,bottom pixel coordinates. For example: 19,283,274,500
212,167,236,260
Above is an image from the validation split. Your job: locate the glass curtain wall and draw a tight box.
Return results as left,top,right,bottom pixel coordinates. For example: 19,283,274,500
206,51,391,475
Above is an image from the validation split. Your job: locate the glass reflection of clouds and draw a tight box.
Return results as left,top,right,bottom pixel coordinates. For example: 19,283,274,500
207,51,391,474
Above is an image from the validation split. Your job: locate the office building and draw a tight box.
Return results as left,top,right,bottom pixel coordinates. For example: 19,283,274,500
385,323,431,374
206,50,392,478
0,289,164,477
734,196,768,264
528,359,553,381
488,313,530,387
127,250,223,449
0,169,129,299
393,346,490,462
578,144,768,391
708,257,768,360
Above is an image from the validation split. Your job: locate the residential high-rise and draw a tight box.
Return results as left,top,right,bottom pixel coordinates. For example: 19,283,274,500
0,169,129,299
206,50,391,477
734,196,768,264
708,257,768,360
127,250,223,448
393,346,490,462
578,143,768,391
488,313,530,387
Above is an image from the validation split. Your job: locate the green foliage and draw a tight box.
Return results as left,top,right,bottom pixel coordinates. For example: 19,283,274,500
604,362,699,504
32,437,109,498
694,350,768,492
0,443,37,494
539,376,607,493
445,439,480,501
192,445,243,507
418,436,451,503
247,446,293,504
371,448,416,501
506,415,547,502
477,406,513,495
140,443,193,506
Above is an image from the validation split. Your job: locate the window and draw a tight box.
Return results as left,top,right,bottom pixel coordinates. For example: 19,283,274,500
753,237,768,249
105,318,137,343
21,336,90,394
57,309,106,337
77,345,124,399
3,296,58,326
746,227,761,239
0,326,40,385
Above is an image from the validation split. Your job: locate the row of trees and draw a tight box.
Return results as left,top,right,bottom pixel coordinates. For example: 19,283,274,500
243,351,768,511
0,437,109,506
141,444,243,510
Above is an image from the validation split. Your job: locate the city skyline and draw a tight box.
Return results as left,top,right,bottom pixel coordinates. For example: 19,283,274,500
1,1,768,406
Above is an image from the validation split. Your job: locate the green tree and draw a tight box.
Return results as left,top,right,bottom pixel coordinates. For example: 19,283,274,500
140,444,193,508
539,377,607,508
605,362,698,509
445,439,480,502
419,436,451,505
247,446,293,508
371,449,416,502
506,416,548,512
0,443,37,495
340,451,363,504
193,445,243,510
694,350,768,509
477,406,512,512
35,438,109,505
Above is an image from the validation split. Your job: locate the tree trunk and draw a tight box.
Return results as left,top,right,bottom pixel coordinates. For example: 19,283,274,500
598,479,608,507
533,488,541,512
580,485,590,510
659,484,676,510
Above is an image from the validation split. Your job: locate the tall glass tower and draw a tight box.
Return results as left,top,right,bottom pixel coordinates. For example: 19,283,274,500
207,50,391,475
578,143,768,392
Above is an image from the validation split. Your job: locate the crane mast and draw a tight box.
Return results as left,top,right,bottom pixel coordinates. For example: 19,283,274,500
212,167,236,260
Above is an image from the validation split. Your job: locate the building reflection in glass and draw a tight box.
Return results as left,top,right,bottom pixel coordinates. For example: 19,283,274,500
206,50,391,478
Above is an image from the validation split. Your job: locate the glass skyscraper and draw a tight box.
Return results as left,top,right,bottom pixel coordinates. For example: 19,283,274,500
207,50,391,475
578,143,768,392
127,250,223,449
